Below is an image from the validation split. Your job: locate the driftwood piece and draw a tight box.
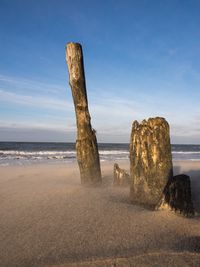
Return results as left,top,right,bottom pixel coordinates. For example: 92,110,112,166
113,163,130,186
157,174,194,217
130,117,173,206
66,42,102,185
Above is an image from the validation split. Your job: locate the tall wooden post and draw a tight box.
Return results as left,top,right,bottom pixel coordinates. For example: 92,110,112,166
66,42,102,185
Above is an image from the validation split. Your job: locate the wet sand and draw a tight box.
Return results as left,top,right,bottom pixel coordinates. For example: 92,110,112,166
0,161,200,266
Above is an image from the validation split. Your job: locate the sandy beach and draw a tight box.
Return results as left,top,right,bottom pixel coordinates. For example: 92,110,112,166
0,161,200,266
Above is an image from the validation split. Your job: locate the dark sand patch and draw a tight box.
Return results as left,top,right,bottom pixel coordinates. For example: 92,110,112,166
51,252,200,267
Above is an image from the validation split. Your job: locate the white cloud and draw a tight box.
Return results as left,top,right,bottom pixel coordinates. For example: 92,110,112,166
0,74,200,143
0,74,67,94
0,118,76,132
0,89,73,111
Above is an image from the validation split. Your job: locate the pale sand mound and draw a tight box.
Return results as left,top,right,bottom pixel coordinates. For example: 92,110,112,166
0,161,200,267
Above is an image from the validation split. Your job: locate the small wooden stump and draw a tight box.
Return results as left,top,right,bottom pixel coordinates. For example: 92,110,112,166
113,163,130,186
157,174,195,217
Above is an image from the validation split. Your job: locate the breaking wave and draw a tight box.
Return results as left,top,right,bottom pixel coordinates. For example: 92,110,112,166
0,142,200,166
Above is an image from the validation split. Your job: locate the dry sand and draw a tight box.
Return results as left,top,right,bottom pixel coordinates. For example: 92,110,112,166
0,161,200,266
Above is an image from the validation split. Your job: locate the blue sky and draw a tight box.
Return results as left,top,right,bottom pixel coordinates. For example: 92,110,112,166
0,0,200,143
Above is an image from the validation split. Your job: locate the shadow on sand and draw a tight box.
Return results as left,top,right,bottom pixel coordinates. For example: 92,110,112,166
174,236,200,253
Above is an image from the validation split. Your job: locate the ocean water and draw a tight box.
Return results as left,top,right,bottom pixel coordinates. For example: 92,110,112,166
0,142,200,166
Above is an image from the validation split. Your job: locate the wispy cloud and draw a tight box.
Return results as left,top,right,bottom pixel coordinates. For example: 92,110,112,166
0,89,73,111
0,119,76,132
1,74,200,143
0,74,67,94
